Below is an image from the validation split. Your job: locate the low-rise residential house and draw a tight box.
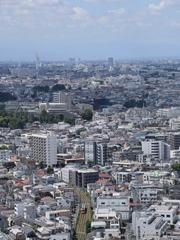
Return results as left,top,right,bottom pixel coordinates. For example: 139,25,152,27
104,228,121,239
37,205,51,215
56,197,71,208
95,195,130,220
50,233,70,240
9,226,26,240
45,210,71,220
36,226,52,240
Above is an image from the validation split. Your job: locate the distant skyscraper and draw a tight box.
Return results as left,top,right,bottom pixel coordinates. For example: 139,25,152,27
36,53,40,70
108,57,113,68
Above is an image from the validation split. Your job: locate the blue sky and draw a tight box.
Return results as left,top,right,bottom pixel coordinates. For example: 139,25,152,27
0,0,180,61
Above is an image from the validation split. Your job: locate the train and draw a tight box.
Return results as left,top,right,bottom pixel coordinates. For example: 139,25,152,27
81,203,86,214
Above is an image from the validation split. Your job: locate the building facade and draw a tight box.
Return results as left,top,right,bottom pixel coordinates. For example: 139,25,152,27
142,140,170,161
30,132,57,167
53,91,72,111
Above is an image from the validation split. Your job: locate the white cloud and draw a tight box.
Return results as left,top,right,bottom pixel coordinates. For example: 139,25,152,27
107,8,126,16
148,1,165,11
84,0,123,2
72,7,90,22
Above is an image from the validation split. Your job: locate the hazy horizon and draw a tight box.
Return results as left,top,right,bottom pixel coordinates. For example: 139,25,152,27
1,0,180,61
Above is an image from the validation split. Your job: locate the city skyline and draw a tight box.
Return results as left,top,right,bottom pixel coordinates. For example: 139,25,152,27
1,0,180,60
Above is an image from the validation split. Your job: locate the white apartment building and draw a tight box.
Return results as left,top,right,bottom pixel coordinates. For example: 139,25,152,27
23,203,36,223
53,91,72,110
142,140,170,161
30,132,57,167
139,189,158,204
95,195,130,220
15,203,24,217
170,118,180,130
157,107,180,118
96,143,108,166
15,203,36,223
84,141,107,165
61,164,79,183
84,141,96,164
170,148,180,158
0,150,11,161
132,211,168,239
148,204,178,225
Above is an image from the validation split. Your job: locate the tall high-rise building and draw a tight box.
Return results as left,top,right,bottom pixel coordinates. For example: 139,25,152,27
53,91,72,111
142,140,170,161
30,132,57,167
170,133,180,150
96,143,108,165
84,141,107,165
84,141,96,164
108,57,113,68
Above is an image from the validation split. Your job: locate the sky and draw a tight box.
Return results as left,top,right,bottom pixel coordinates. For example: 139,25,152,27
0,0,180,61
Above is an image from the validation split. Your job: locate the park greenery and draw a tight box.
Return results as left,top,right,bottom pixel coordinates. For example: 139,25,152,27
0,106,75,130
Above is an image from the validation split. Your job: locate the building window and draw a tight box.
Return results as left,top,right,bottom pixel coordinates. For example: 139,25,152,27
166,215,170,218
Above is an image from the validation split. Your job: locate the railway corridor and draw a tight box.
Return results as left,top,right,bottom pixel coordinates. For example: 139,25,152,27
76,190,92,240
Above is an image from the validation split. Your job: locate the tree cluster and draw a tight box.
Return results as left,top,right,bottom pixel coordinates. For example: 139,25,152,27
0,92,16,102
81,109,93,121
51,84,66,92
39,109,75,125
124,99,146,108
171,163,180,171
0,108,28,129
0,106,75,130
33,86,50,93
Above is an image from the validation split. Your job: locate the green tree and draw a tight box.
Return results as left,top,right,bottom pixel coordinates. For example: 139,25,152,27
81,109,93,121
39,161,45,169
64,116,75,125
0,145,9,150
8,118,25,130
172,163,180,171
87,161,94,167
47,167,54,174
40,109,48,123
86,220,91,234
